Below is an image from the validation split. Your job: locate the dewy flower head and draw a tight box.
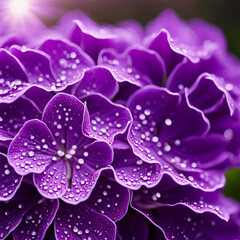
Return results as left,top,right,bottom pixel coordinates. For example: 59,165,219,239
0,7,240,240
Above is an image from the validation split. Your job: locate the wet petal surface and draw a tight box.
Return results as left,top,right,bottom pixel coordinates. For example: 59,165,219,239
38,39,94,91
0,153,22,201
112,148,162,190
13,198,59,240
0,97,41,141
86,173,130,221
61,141,113,204
98,46,165,87
55,201,116,240
82,93,132,144
74,66,119,99
8,119,57,175
0,49,30,103
33,160,68,199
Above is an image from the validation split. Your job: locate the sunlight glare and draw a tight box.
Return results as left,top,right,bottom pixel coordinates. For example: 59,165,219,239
8,0,31,18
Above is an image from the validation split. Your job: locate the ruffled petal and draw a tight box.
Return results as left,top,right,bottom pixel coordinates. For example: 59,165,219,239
13,198,59,240
70,17,126,62
42,93,86,149
186,73,235,115
98,46,166,87
0,49,30,103
86,172,130,221
132,174,235,221
8,119,57,175
112,148,162,190
55,201,116,240
127,86,209,163
0,153,22,201
0,97,41,141
60,141,112,204
33,160,68,199
10,46,58,90
74,66,119,99
132,204,240,240
82,93,132,144
38,39,94,90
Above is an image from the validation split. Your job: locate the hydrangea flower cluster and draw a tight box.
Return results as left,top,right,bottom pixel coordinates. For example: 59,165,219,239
1,9,240,240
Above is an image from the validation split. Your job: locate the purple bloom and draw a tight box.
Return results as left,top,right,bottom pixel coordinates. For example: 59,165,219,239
8,93,131,204
0,8,240,240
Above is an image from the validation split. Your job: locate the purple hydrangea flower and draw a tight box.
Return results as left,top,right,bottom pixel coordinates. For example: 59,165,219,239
0,8,240,240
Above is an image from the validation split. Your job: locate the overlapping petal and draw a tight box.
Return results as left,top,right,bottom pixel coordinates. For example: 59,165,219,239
98,46,166,87
13,197,59,240
86,172,130,221
74,66,119,99
132,204,240,240
55,201,116,240
38,39,94,90
112,148,162,190
0,49,30,103
8,93,113,204
132,174,235,221
82,93,132,144
8,119,58,175
126,86,228,190
0,153,22,201
0,183,59,240
0,97,41,141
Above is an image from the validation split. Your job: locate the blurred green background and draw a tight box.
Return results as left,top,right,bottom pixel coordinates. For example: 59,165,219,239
46,0,240,201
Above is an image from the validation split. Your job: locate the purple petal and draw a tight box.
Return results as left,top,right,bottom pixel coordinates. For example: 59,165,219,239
61,141,113,204
127,86,209,163
161,167,225,191
0,183,39,239
86,172,130,221
146,9,198,45
146,10,218,74
74,66,119,99
55,201,116,240
70,18,126,62
13,199,59,240
0,97,41,141
98,46,166,87
126,86,226,190
190,19,227,51
132,174,235,221
10,46,57,91
0,200,32,240
169,134,228,169
0,49,30,103
8,119,57,175
0,153,22,201
23,86,53,113
38,39,94,90
186,73,235,115
132,204,240,240
112,148,162,190
42,93,86,149
82,93,132,144
33,160,68,199
0,35,25,49
147,30,185,75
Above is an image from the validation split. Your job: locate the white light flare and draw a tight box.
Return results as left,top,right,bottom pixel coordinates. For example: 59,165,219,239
8,0,31,19
0,0,63,37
